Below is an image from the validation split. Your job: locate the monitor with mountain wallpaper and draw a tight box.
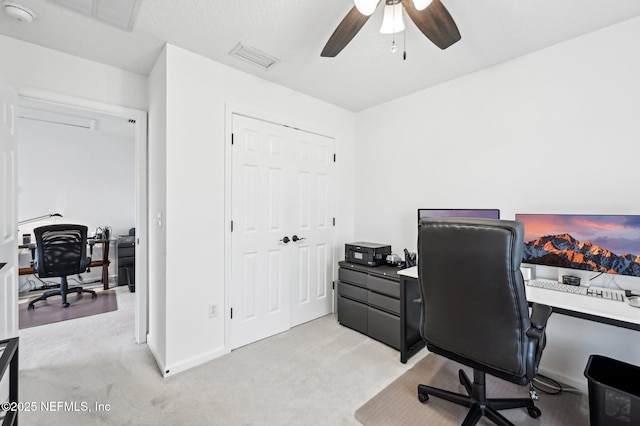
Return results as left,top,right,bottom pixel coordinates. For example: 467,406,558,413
515,214,640,278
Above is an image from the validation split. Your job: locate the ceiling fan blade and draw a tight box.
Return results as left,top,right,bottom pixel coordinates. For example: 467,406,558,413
321,7,373,57
402,0,461,50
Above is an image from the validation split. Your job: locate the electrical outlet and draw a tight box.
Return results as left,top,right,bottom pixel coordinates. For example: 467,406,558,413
209,303,218,319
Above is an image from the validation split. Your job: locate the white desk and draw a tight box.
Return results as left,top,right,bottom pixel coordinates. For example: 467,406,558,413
397,265,418,279
404,265,640,391
525,284,640,331
399,266,640,331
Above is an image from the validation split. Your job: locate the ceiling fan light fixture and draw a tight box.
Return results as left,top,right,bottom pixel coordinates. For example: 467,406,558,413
354,0,378,16
380,2,404,34
412,0,432,11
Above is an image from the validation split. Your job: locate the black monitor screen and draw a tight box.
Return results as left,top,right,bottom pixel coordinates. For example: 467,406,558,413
418,209,500,221
515,214,640,278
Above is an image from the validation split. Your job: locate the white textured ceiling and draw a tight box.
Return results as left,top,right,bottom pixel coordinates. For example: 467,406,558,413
2,0,640,112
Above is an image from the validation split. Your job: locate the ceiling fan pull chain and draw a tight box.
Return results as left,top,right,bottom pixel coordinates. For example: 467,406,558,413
403,26,407,60
391,3,397,53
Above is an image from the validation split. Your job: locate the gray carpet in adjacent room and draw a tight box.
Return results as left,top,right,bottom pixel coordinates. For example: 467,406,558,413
19,289,118,329
355,354,590,426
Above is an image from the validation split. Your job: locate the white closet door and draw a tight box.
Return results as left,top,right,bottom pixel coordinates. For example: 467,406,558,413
230,114,334,349
230,115,292,349
289,130,334,327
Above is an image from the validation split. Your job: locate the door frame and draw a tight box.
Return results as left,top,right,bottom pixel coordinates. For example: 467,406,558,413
17,89,148,344
0,77,18,339
224,104,337,351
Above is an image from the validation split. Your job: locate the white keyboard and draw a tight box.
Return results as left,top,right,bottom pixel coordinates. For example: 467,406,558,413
527,279,625,302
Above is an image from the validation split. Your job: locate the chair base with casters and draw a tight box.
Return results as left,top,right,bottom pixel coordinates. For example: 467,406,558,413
27,275,97,310
418,368,541,426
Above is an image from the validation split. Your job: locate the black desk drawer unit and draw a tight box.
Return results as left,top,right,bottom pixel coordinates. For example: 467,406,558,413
337,261,403,351
338,261,424,363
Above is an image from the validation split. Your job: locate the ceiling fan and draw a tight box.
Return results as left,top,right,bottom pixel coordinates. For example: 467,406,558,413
321,0,461,57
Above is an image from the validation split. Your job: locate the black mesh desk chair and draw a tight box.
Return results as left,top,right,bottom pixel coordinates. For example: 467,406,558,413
417,217,552,426
28,224,97,309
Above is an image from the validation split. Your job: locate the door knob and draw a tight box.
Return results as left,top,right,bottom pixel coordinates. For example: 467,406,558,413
292,235,306,242
279,236,290,244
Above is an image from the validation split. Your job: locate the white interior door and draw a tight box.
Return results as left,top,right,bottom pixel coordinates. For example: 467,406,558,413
230,115,292,349
229,114,334,349
289,131,334,326
0,77,18,340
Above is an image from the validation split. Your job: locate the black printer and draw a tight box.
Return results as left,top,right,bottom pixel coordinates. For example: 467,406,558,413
345,242,391,267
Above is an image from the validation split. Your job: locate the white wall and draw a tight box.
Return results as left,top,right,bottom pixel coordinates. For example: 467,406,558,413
147,44,356,375
0,35,147,111
17,118,135,237
354,17,640,390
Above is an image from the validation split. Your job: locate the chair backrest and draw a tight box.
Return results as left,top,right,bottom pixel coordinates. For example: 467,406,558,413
34,224,89,278
418,217,531,379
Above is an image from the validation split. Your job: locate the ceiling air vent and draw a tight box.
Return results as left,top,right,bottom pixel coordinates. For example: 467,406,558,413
229,43,279,70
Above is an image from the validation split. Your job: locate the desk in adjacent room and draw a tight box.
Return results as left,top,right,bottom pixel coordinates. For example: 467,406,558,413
18,239,113,290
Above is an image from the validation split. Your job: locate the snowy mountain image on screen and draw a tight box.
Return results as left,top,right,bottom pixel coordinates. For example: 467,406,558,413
522,233,640,277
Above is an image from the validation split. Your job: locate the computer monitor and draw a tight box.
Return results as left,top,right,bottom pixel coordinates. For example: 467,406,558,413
418,208,500,221
515,214,640,278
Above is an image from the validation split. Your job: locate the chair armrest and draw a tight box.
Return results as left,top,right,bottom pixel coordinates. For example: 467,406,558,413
525,303,553,380
81,256,92,271
529,303,552,330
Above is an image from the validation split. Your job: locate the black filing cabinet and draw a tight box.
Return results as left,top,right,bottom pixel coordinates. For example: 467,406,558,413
338,261,424,362
117,235,135,292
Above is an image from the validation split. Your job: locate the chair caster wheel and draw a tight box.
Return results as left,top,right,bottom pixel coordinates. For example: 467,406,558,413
418,392,429,403
28,304,34,310
92,293,97,299
527,406,541,418
63,302,70,308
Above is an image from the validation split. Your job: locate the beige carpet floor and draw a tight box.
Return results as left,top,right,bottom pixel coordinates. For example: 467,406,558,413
356,354,590,425
18,287,427,425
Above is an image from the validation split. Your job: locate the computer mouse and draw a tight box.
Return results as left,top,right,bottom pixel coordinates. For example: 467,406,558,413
628,296,640,308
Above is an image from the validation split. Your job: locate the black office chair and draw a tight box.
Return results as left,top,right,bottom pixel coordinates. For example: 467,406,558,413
416,218,553,426
28,224,97,309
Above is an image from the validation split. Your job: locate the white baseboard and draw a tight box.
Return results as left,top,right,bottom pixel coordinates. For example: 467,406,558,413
162,347,230,378
146,334,230,378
